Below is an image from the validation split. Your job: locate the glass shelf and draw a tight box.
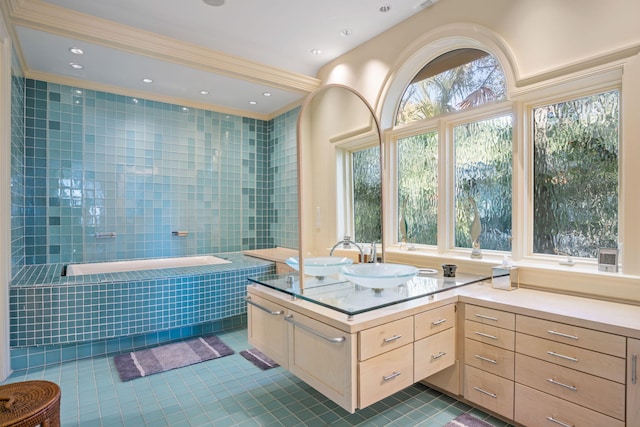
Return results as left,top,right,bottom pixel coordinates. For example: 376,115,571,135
248,270,488,317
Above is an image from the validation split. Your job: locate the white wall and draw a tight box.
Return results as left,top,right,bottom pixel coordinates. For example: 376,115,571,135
313,0,640,302
0,8,12,381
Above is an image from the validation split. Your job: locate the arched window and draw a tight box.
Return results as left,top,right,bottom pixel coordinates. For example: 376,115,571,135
396,48,506,125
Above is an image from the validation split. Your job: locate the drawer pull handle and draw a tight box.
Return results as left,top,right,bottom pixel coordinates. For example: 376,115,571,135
475,314,498,321
383,371,401,381
473,386,497,398
432,319,447,326
431,351,446,360
245,297,283,316
474,331,498,340
632,354,637,384
547,351,578,362
546,416,574,427
383,334,402,343
547,330,578,340
547,378,578,391
284,314,345,343
474,354,497,364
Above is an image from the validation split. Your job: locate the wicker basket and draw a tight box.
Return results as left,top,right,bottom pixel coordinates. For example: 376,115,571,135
0,380,60,427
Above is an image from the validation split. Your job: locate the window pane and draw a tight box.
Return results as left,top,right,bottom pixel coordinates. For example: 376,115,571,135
455,115,513,251
353,146,381,242
533,91,619,258
398,132,438,245
397,49,506,125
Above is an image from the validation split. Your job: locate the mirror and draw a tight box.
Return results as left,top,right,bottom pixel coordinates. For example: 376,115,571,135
296,84,384,289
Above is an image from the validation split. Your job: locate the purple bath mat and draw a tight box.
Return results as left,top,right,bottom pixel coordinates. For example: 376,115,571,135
240,348,279,370
445,413,495,427
114,335,234,381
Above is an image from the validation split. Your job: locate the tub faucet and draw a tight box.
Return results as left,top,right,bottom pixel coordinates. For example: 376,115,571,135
330,236,364,262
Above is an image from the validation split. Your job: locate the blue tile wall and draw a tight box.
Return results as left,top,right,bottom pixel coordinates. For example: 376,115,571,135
11,72,25,276
12,78,299,268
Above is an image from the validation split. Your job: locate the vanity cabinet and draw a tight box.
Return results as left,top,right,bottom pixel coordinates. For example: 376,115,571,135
246,294,289,367
414,303,456,381
463,305,515,420
514,314,626,426
628,338,640,426
287,311,357,411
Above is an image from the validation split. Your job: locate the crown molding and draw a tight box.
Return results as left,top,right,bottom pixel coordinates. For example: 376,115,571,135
7,0,320,94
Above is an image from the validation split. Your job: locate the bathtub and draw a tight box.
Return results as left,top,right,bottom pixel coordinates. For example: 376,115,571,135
65,255,231,276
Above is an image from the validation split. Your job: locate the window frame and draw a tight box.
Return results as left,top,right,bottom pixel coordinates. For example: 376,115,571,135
383,62,623,269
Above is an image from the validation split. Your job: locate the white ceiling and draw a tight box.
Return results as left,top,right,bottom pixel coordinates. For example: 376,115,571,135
4,0,439,118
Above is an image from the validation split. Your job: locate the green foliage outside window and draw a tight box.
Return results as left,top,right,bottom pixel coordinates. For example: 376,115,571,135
353,146,381,243
533,91,619,258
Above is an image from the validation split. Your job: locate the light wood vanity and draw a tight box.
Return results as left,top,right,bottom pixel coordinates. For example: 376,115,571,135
247,277,640,425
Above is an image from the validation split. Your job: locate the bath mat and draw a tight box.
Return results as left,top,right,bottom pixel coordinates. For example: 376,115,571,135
114,335,234,381
240,348,279,370
445,413,495,427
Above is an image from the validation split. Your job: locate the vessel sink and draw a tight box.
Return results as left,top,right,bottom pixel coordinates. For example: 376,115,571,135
341,263,418,288
285,256,353,277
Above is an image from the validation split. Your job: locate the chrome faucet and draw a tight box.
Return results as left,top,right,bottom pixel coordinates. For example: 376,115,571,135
330,236,364,262
370,242,377,263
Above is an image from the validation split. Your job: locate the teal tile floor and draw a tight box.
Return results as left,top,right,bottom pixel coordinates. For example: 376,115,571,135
2,328,513,426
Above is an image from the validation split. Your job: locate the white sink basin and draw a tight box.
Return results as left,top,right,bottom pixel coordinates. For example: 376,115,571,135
285,256,353,277
341,263,418,289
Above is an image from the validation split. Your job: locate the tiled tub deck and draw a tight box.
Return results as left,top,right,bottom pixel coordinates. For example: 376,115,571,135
9,252,273,371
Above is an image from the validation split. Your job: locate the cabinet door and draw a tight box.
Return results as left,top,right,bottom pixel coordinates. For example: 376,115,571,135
246,293,288,367
414,327,456,381
286,311,357,412
629,338,640,426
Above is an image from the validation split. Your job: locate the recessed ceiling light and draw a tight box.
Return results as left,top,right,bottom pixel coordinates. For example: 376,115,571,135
69,47,84,55
341,28,353,37
379,4,391,12
249,101,257,105
142,78,153,83
200,90,209,95
202,0,225,5
262,92,272,97
310,49,322,55
69,62,84,69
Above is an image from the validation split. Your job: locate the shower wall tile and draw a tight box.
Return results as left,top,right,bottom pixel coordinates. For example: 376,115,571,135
11,73,26,276
13,79,299,266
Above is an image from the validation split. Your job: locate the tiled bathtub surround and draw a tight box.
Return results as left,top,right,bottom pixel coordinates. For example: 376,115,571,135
12,78,299,269
9,253,272,369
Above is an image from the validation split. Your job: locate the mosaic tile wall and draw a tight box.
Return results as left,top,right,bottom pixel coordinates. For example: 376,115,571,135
10,73,25,277
11,78,299,269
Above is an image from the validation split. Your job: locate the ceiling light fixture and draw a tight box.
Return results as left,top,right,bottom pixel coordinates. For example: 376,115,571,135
142,78,153,83
69,47,84,55
200,90,209,95
249,101,257,105
262,92,272,97
341,28,353,37
202,0,225,6
69,62,84,69
379,4,391,12
310,49,322,55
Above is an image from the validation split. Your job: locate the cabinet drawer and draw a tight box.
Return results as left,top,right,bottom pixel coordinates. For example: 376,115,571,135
359,316,414,361
515,353,625,420
414,327,456,381
465,320,515,351
515,383,624,427
464,338,514,380
359,344,414,409
516,315,625,357
415,304,455,340
464,365,514,420
465,305,515,330
516,333,625,383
